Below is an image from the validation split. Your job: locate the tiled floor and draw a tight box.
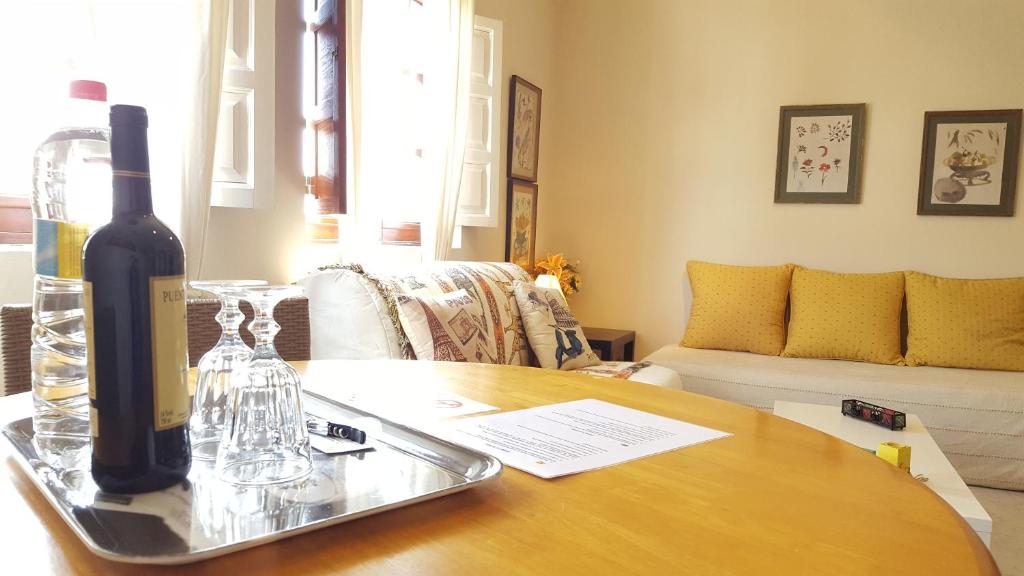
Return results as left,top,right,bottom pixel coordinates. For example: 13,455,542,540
973,487,1024,576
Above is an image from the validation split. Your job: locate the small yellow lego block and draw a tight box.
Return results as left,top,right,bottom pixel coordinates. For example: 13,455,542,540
877,441,912,472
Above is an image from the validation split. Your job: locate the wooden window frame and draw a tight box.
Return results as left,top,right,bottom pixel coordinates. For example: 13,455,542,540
309,0,346,215
380,221,421,246
0,196,32,245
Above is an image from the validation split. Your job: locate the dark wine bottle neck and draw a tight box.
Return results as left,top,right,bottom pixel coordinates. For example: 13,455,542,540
110,110,154,217
112,174,154,216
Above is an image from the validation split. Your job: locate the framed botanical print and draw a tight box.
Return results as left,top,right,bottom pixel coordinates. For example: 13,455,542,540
505,179,538,271
774,103,866,204
508,75,542,182
918,109,1021,216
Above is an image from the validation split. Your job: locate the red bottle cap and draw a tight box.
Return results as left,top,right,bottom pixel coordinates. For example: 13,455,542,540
69,80,107,102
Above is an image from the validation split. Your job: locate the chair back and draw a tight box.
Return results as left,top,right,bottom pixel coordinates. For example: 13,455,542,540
0,305,32,396
0,298,311,397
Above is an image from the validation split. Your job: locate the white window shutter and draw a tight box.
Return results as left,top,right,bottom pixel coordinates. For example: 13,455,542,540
456,15,502,228
211,0,275,209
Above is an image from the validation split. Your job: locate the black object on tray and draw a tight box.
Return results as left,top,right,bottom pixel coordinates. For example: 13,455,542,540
841,399,906,431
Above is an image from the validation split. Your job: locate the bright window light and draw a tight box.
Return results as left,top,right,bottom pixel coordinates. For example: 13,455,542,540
360,0,444,226
0,0,190,233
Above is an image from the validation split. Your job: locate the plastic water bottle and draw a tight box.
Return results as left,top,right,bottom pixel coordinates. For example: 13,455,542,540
31,80,112,438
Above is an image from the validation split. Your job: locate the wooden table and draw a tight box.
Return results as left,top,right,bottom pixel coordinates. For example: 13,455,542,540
0,360,999,575
582,327,635,361
774,401,993,546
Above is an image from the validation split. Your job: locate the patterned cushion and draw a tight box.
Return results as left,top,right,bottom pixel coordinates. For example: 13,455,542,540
905,271,1024,371
573,361,654,380
383,262,533,366
513,281,601,370
783,267,905,365
396,290,494,363
302,262,533,365
681,261,795,356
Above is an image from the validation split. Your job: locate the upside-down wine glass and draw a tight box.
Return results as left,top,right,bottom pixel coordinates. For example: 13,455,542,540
189,280,268,461
215,285,312,485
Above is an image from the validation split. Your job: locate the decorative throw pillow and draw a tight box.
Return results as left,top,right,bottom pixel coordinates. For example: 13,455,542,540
395,289,494,363
681,261,795,355
386,262,533,366
782,267,905,365
512,281,601,370
904,272,1024,371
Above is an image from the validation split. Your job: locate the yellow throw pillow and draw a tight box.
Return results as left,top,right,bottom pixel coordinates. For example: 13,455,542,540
681,261,794,355
905,272,1024,371
782,268,904,365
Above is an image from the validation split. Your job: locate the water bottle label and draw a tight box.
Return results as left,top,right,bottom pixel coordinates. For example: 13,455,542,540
150,275,190,431
34,219,91,279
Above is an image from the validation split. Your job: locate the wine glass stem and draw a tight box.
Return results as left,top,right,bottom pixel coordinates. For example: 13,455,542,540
215,296,247,346
248,298,280,359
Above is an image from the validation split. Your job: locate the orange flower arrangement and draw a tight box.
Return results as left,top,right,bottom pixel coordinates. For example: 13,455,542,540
533,253,583,297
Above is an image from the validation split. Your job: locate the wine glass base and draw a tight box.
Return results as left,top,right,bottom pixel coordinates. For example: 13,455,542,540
217,457,313,486
191,437,222,461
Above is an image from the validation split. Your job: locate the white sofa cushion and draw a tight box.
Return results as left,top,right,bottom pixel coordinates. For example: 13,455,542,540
644,345,1024,490
299,266,407,360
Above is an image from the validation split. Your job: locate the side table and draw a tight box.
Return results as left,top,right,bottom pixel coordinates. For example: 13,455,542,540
582,327,635,361
773,400,992,547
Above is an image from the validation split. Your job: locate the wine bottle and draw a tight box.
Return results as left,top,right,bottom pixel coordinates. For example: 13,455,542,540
83,105,191,493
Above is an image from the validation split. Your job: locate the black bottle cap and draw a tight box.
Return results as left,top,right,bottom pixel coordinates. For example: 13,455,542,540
109,105,150,174
110,104,148,128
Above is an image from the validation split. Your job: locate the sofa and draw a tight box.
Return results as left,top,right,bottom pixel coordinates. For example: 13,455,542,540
638,261,1024,492
299,261,681,387
643,345,1023,490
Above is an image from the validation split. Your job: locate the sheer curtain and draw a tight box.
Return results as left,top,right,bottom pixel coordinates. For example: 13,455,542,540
180,0,230,280
421,0,475,261
340,0,364,261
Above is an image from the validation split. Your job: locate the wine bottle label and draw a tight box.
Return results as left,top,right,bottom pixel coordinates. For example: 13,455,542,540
149,275,190,431
84,281,97,398
84,281,99,437
34,219,91,279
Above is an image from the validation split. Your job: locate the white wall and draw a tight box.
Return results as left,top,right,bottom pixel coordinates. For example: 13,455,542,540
543,0,1024,357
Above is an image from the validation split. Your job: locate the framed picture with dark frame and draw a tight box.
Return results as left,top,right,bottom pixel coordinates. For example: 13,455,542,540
508,76,542,182
505,179,538,272
774,103,866,204
917,109,1021,216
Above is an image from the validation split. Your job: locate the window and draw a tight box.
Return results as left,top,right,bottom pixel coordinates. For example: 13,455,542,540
301,0,346,242
0,1,273,246
339,2,503,253
0,1,204,241
0,197,31,245
360,0,433,245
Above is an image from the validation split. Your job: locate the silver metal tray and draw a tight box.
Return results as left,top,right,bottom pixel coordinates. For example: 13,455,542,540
1,391,502,565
